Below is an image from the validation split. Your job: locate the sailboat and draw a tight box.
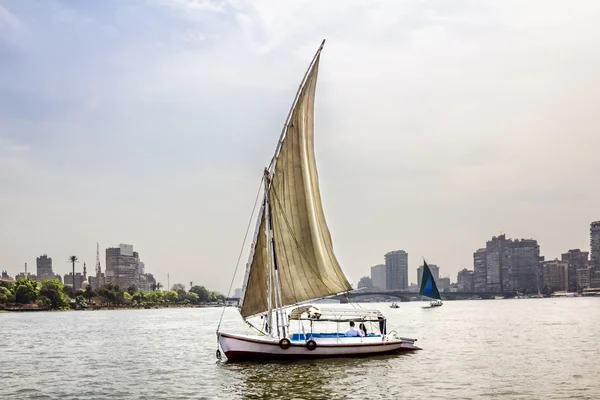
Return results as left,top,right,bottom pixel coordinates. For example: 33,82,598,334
419,261,443,307
216,40,421,361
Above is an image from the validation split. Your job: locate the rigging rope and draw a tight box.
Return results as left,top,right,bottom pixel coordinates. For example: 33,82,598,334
216,175,265,334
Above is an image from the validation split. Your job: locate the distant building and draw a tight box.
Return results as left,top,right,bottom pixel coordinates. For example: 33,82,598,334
370,264,386,290
234,288,242,299
485,235,509,292
590,221,600,288
437,277,451,291
576,266,593,289
561,249,589,292
474,235,542,293
542,259,569,292
385,250,408,290
64,272,85,290
457,269,474,292
138,273,156,292
417,264,439,290
105,244,140,289
138,261,145,275
0,270,13,281
509,239,542,292
36,254,53,278
473,248,487,292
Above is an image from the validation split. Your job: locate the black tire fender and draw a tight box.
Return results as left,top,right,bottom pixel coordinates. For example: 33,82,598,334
306,339,317,351
279,338,291,350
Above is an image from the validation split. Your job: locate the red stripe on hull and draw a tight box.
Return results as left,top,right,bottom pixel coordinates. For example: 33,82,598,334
224,347,418,361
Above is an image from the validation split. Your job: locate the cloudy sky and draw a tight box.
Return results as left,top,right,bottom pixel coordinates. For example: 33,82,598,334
1,0,599,293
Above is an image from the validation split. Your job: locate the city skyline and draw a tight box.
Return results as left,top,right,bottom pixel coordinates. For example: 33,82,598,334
3,220,599,291
1,1,600,293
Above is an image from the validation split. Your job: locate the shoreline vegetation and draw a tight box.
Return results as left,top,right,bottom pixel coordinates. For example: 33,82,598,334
0,278,228,312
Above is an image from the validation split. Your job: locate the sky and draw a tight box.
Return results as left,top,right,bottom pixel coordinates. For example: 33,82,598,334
1,0,599,293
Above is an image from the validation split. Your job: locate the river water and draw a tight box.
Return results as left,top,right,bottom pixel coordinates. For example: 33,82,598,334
1,298,598,399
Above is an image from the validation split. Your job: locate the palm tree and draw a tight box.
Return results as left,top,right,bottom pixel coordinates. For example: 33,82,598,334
69,255,78,296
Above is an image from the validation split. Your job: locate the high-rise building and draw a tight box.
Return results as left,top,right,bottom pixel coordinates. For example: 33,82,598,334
36,254,62,282
457,268,474,292
542,259,569,292
485,235,509,292
437,277,450,291
36,254,53,278
370,264,386,291
561,249,589,292
106,244,141,289
591,221,600,288
509,239,542,292
385,250,408,290
576,266,592,289
475,235,542,293
473,248,487,292
417,264,439,289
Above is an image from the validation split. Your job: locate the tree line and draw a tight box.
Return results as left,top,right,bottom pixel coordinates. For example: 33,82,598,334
0,278,225,310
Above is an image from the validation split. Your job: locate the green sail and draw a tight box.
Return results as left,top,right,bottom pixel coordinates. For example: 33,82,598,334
419,261,441,300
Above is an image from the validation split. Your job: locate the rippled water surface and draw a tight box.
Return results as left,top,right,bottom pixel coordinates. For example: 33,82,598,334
1,298,599,399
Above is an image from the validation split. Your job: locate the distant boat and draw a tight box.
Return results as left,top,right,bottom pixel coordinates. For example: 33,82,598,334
390,303,400,309
215,40,421,361
419,261,443,307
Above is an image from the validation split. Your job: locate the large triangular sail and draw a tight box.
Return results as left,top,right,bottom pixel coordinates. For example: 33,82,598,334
419,261,441,300
239,41,352,319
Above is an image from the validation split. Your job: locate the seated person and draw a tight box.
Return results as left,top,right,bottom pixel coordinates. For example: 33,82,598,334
345,321,365,337
359,323,368,336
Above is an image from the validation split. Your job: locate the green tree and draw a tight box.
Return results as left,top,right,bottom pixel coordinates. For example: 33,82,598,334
164,290,178,303
0,286,15,304
14,278,39,304
37,296,52,308
185,292,199,304
123,292,133,303
132,292,144,304
84,285,95,302
62,285,75,299
127,285,138,295
189,285,209,302
208,290,225,303
68,255,79,291
145,290,163,305
39,279,70,309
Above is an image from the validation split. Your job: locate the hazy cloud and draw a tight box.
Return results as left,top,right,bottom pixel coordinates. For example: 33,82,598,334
1,0,599,291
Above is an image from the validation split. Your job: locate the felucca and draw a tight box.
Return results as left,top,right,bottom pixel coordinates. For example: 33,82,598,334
216,40,420,361
419,261,443,307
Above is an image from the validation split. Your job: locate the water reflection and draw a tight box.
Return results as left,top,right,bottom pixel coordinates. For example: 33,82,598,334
219,353,408,400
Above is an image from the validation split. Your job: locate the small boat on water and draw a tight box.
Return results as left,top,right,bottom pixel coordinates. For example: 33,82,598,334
216,40,420,361
390,303,400,309
419,261,443,307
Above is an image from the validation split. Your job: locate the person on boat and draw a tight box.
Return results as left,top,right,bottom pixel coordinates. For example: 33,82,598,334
359,323,368,337
346,321,365,337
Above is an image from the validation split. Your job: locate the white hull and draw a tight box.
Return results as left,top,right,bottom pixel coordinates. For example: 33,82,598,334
218,332,421,361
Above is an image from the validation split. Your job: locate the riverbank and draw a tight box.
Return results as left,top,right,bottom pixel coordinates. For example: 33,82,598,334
0,303,232,312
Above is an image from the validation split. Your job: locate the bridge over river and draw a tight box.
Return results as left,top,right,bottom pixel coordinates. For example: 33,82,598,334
335,290,518,301
226,290,517,304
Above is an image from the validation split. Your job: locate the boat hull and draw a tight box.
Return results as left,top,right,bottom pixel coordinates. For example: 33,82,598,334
218,332,421,361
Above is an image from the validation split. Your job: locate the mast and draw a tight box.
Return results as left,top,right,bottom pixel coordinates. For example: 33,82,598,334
263,172,274,336
267,39,326,177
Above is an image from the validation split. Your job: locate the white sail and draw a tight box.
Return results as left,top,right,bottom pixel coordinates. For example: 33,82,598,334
239,46,352,319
